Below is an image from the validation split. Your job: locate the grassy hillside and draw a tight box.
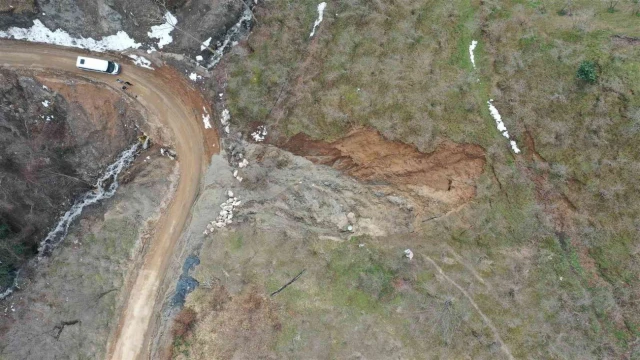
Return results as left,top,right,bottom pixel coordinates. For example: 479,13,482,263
180,0,640,358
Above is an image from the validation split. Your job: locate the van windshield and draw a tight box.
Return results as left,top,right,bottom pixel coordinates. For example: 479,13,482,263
106,62,115,73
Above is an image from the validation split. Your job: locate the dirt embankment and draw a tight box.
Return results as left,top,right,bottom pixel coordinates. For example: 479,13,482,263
0,69,141,289
283,128,486,204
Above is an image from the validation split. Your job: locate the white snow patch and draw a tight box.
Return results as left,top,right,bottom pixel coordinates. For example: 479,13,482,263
128,54,154,70
196,55,203,61
146,47,157,54
251,125,267,142
41,100,50,107
0,19,141,52
202,108,211,129
238,159,249,168
148,11,177,49
404,249,414,260
487,100,521,154
189,72,198,81
309,2,327,38
469,40,478,68
42,85,48,90
220,109,231,134
202,107,212,129
510,140,521,153
220,109,230,125
200,37,211,51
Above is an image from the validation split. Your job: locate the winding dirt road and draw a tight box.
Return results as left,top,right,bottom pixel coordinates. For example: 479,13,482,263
0,40,214,359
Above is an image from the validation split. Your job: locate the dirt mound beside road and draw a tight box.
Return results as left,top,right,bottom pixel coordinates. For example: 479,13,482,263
283,129,486,203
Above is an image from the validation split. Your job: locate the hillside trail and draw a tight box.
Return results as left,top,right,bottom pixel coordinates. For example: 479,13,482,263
0,40,216,359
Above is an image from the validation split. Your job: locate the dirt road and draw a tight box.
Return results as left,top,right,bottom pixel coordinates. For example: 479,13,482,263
0,41,213,359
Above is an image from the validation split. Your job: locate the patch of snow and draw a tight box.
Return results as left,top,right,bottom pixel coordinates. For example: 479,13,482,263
0,20,141,52
404,249,414,260
146,47,157,54
238,159,249,168
220,109,230,125
202,107,212,129
41,100,50,107
510,140,521,153
487,100,521,154
251,125,267,142
128,54,154,70
196,55,203,61
309,2,327,38
469,40,478,68
206,8,252,69
42,85,48,90
220,109,231,134
189,72,198,81
148,11,177,49
200,37,211,51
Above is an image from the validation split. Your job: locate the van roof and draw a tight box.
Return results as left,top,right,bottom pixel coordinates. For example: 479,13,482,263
76,56,109,71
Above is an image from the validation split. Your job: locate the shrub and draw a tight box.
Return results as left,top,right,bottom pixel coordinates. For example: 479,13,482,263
0,223,9,239
577,61,598,83
172,307,197,338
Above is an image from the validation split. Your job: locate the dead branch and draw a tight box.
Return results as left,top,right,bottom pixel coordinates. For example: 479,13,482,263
41,168,93,186
270,269,306,297
50,320,80,340
96,288,118,301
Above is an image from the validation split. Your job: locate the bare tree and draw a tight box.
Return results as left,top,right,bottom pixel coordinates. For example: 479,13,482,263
430,298,463,345
605,0,620,12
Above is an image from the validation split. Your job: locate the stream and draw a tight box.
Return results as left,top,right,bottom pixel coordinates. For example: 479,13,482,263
1,143,140,300
38,142,140,256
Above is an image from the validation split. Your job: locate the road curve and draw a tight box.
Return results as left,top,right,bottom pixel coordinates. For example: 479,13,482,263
0,41,212,359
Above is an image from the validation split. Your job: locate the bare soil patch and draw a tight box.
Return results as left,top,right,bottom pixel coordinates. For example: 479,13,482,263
282,128,486,203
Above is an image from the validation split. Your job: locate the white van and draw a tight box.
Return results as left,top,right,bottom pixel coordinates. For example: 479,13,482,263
75,56,120,75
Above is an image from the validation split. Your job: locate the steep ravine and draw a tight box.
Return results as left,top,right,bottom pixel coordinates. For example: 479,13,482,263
0,69,142,291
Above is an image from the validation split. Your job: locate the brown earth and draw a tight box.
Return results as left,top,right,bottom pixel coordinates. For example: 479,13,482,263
282,128,486,204
37,77,128,140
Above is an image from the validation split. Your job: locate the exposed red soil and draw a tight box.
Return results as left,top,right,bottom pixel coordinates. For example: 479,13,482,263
282,128,486,203
153,66,220,161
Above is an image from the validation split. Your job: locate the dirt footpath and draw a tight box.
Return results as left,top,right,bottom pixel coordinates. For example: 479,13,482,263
0,40,216,359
